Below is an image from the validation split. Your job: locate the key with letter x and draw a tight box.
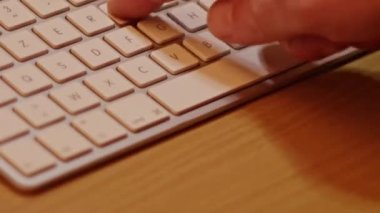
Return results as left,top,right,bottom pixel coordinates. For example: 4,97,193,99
84,69,134,101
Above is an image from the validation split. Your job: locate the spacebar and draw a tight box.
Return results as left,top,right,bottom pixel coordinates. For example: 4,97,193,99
148,58,263,115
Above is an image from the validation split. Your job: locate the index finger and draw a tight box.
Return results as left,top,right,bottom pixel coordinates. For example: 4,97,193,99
108,0,170,19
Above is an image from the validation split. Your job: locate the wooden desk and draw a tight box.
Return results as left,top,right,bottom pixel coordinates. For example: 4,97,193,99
1,52,380,213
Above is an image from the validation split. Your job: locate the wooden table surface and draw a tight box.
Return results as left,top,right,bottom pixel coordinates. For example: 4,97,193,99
1,52,380,213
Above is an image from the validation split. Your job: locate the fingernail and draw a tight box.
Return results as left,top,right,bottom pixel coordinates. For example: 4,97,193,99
208,0,234,40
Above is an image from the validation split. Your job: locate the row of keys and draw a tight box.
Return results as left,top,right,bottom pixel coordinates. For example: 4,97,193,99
0,53,266,177
0,2,226,65
1,41,229,103
0,109,127,176
0,50,265,143
0,52,259,141
0,13,186,64
1,28,232,97
0,19,154,63
0,54,167,108
0,0,202,33
0,0,96,31
0,96,168,177
0,92,171,143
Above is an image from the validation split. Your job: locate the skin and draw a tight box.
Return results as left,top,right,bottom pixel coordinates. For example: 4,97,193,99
108,0,380,60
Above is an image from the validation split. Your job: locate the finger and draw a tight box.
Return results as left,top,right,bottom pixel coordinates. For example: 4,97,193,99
351,41,380,50
208,0,305,44
108,0,170,19
208,0,380,45
281,36,347,61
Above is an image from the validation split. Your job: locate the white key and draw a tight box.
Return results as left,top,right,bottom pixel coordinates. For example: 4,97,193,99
2,65,53,97
0,81,17,106
104,26,153,57
106,94,170,132
0,109,29,143
99,3,129,26
0,31,49,62
0,48,13,71
137,16,184,45
22,0,70,19
68,0,95,7
84,69,134,101
14,95,65,128
37,124,93,161
37,52,87,83
158,1,179,11
150,43,199,74
72,110,127,146
0,139,56,176
118,56,167,88
67,5,115,36
168,3,207,32
148,58,262,115
198,0,216,10
71,38,120,70
183,31,230,62
0,1,36,31
33,18,82,49
49,82,100,115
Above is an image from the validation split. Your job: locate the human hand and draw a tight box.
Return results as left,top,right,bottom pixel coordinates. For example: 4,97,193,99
108,0,380,60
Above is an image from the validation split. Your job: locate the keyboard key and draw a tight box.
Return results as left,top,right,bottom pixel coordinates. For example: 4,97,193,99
68,0,95,7
137,16,184,45
0,139,56,176
0,1,36,31
84,69,134,101
118,56,167,88
72,110,127,146
49,82,100,115
67,5,115,36
183,31,230,62
99,3,129,26
198,0,216,10
158,1,179,11
104,26,153,57
22,0,70,19
37,52,87,83
0,31,49,62
14,95,65,128
0,109,29,143
36,124,93,161
33,18,82,49
107,94,170,132
2,65,53,97
71,38,120,70
0,81,17,106
168,3,207,32
148,58,262,115
151,43,199,74
0,48,13,71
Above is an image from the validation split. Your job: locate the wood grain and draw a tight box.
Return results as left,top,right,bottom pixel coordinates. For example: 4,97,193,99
1,52,380,213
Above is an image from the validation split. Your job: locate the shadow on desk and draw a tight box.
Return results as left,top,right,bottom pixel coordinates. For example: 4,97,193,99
243,68,380,201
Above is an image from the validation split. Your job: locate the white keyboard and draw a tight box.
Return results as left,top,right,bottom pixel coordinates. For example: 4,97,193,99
0,0,362,191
